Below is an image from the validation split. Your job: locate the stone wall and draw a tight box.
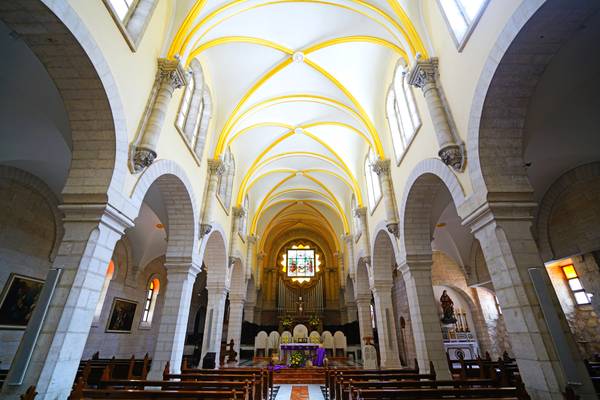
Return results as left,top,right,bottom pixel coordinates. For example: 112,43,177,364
431,251,499,358
475,286,512,358
546,260,600,356
391,270,416,366
82,249,167,359
0,170,60,368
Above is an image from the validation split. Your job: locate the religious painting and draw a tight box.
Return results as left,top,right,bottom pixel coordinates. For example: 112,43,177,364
106,298,137,333
0,273,45,329
287,248,315,278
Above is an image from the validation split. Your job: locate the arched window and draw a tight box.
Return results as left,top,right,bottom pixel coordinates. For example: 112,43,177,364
364,148,381,212
438,0,489,49
176,73,196,133
104,0,158,50
387,65,420,163
141,277,160,327
93,260,115,325
217,148,235,210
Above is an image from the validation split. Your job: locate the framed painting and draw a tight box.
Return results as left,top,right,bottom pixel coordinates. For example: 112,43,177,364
106,297,137,333
0,273,45,329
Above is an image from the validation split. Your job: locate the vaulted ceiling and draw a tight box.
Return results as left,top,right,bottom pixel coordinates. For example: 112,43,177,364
167,0,428,238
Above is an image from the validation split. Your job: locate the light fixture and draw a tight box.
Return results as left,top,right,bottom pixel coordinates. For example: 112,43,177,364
155,223,164,229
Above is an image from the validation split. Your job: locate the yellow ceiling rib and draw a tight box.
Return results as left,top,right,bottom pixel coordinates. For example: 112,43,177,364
252,185,349,234
190,35,395,157
247,151,363,204
258,199,341,247
227,121,372,148
246,169,355,199
172,0,425,61
191,0,405,52
385,0,429,58
167,0,207,59
216,94,378,158
304,35,406,58
235,126,360,205
187,36,293,62
226,122,295,148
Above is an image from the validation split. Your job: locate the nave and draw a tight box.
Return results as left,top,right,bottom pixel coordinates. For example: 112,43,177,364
0,0,599,399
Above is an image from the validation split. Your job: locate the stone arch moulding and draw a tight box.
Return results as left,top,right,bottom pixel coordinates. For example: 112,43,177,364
0,0,130,209
398,158,466,263
535,162,600,261
201,227,230,287
0,165,64,262
128,159,200,263
370,221,401,268
465,0,600,206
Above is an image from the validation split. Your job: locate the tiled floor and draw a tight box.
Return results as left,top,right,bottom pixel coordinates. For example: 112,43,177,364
275,384,324,400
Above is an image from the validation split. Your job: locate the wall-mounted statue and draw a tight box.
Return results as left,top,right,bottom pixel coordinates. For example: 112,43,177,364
440,290,457,324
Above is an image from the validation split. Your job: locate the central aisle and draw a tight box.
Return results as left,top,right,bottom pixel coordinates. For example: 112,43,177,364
275,384,324,400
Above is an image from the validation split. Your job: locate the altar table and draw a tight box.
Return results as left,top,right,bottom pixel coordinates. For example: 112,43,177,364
279,343,320,364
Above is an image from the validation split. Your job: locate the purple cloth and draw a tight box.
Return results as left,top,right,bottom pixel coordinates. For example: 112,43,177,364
314,348,326,367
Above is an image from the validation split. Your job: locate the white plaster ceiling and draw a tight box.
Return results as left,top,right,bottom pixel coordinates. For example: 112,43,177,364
173,0,425,233
0,20,71,196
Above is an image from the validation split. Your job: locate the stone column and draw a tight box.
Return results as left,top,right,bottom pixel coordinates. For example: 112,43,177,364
342,234,355,276
244,302,256,324
229,207,245,262
372,159,400,236
408,59,462,171
371,283,402,368
133,58,187,172
2,204,132,400
464,202,595,399
353,207,370,259
246,235,257,279
200,159,225,236
335,251,345,290
346,301,358,322
226,296,245,365
200,283,228,366
148,259,201,379
399,257,451,379
256,251,265,291
355,294,374,361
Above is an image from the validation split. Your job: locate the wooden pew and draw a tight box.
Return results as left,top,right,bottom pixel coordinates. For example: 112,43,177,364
325,359,420,399
329,362,436,400
165,363,267,400
337,379,499,400
351,382,530,400
177,363,272,400
75,354,151,387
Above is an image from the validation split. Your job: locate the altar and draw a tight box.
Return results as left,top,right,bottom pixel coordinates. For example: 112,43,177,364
279,343,320,364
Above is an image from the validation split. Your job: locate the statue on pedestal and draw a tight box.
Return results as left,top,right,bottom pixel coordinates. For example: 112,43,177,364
440,290,457,324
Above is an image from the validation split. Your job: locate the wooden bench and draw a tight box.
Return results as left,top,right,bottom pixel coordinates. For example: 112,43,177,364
70,388,245,399
75,354,151,387
351,385,529,400
165,367,268,399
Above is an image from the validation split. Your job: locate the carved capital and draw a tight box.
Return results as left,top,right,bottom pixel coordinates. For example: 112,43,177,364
229,255,241,268
386,222,399,237
353,207,367,219
358,255,371,267
199,223,213,238
257,251,266,261
371,158,391,176
132,147,156,173
408,58,438,90
438,144,463,171
247,235,257,245
232,206,246,219
157,58,187,90
341,234,353,244
207,159,225,176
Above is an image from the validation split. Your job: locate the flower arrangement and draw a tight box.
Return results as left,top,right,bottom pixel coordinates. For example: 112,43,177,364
289,350,306,368
308,315,320,328
282,316,294,330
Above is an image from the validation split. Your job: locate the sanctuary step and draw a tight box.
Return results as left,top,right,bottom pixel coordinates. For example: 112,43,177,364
272,367,326,384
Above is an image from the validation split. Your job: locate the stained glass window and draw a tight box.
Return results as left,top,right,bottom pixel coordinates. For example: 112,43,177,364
287,248,315,278
561,265,591,305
